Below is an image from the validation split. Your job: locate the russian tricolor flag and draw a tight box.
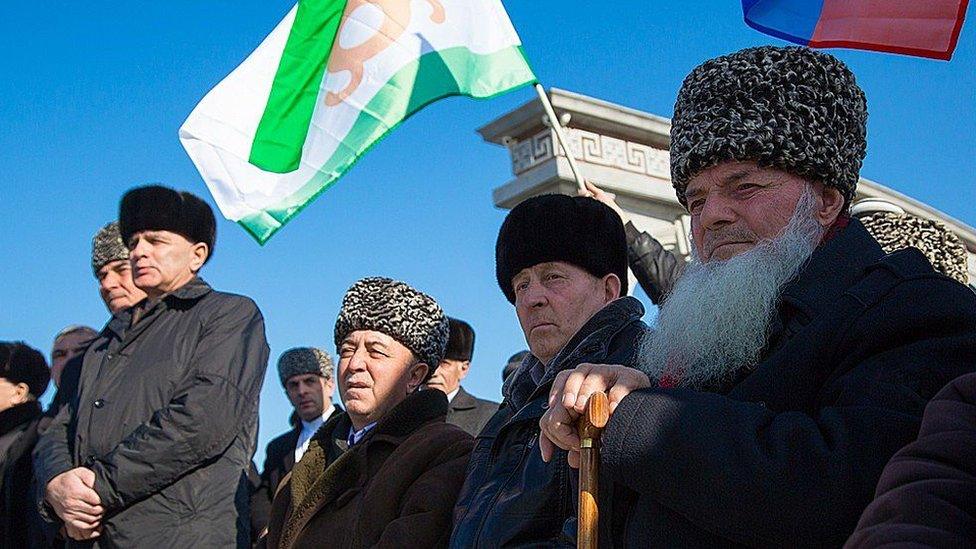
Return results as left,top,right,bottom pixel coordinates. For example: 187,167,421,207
743,0,970,60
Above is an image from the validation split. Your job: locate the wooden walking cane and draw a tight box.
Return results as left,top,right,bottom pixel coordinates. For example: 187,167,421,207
577,391,610,549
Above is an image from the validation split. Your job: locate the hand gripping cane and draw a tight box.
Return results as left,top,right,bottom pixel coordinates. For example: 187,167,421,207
577,392,609,549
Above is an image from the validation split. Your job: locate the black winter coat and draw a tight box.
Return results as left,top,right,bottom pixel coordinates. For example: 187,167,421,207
450,297,650,547
446,387,498,437
625,221,684,305
846,371,976,548
0,401,47,549
34,277,270,548
600,220,976,547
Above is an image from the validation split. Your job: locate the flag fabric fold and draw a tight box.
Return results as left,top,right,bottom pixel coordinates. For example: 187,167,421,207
180,0,536,243
742,0,970,60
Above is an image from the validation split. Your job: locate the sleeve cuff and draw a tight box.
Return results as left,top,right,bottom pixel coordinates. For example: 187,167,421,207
601,389,650,481
90,461,124,513
624,221,642,246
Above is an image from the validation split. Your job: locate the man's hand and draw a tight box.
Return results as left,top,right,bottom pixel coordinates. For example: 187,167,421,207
579,181,627,222
539,364,650,467
65,524,102,541
46,467,104,531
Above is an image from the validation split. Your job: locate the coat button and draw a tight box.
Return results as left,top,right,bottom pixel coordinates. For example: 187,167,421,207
84,455,96,466
93,399,105,409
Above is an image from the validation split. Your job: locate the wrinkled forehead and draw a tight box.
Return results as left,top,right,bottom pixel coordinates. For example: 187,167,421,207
341,329,409,354
684,162,812,204
513,260,590,281
126,229,194,247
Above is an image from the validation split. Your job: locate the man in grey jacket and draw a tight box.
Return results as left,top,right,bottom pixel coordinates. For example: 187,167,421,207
34,185,270,547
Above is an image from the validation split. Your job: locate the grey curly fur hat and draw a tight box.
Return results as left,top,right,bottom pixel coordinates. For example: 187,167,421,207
859,212,969,285
277,347,334,386
91,221,130,274
334,277,449,379
670,45,867,209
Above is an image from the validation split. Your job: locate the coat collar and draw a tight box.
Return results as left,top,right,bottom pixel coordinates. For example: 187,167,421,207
504,296,645,405
282,390,448,546
450,387,477,411
0,401,41,436
779,218,884,326
104,277,213,340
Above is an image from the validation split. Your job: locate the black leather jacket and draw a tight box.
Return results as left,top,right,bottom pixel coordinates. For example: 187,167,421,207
625,221,684,304
449,297,650,547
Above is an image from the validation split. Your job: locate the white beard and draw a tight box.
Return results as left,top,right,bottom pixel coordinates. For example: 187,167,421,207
638,185,825,389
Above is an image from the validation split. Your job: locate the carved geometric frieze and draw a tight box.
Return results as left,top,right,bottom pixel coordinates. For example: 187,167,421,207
508,127,670,181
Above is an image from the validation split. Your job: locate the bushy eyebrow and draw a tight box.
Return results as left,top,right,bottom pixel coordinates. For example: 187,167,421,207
686,168,755,200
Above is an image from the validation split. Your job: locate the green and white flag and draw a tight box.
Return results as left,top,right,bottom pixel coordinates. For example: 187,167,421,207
180,0,536,243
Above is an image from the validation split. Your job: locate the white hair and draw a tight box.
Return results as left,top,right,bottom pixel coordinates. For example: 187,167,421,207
638,184,825,388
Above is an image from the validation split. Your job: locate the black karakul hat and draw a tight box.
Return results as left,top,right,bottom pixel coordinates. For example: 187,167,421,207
119,185,217,262
670,45,867,209
496,194,628,304
444,317,475,361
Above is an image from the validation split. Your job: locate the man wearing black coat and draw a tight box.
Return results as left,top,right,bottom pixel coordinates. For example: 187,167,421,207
34,185,270,547
0,342,50,549
426,318,498,436
450,194,651,546
251,347,341,537
540,46,976,547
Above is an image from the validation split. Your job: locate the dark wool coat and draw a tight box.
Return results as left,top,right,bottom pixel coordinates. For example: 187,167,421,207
0,401,47,549
446,387,498,437
846,371,976,548
450,297,650,548
251,404,344,537
600,220,976,548
262,389,474,549
33,277,270,548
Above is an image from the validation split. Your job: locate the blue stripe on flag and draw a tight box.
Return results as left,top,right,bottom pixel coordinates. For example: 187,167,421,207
742,0,825,46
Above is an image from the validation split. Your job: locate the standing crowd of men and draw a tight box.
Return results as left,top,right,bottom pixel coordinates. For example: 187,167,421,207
3,45,975,548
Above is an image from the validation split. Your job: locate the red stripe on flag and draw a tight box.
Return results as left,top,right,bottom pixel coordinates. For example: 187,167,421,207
811,0,970,60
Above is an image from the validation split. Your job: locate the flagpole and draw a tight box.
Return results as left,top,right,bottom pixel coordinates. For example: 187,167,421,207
534,84,587,194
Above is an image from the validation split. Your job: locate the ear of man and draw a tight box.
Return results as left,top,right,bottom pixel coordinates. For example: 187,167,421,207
602,273,623,302
408,362,429,392
190,242,209,273
815,184,846,228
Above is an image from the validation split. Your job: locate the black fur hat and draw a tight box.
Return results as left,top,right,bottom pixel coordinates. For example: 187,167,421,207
0,341,50,398
444,317,475,361
119,185,216,262
496,194,628,304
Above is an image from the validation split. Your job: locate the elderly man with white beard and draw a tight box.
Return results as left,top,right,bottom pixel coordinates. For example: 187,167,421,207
539,45,976,547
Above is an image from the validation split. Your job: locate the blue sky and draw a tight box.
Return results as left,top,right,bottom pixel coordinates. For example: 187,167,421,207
1,1,973,467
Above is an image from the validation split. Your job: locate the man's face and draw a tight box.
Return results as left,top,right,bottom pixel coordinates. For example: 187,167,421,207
513,261,619,366
337,330,428,430
128,230,208,298
685,162,819,262
97,259,148,313
51,332,93,388
284,373,333,423
427,358,469,395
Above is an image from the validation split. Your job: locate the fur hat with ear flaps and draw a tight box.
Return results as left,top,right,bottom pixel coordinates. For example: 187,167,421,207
119,185,217,263
495,194,628,304
670,45,868,210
